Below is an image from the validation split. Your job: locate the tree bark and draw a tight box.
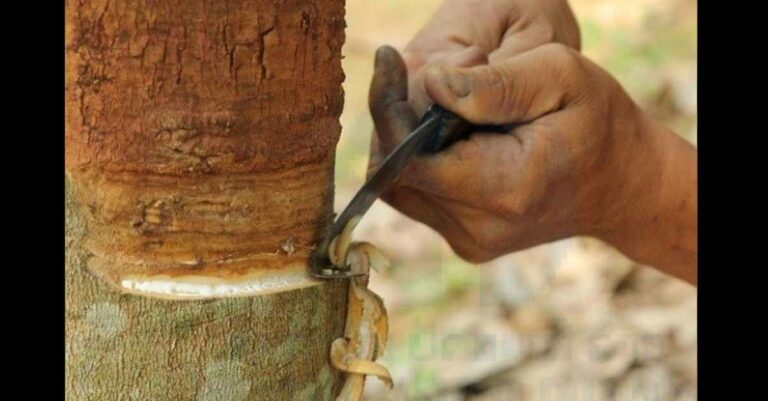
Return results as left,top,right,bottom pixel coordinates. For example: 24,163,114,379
65,0,348,399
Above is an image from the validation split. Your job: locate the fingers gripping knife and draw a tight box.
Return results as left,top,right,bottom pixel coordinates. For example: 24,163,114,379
310,105,503,279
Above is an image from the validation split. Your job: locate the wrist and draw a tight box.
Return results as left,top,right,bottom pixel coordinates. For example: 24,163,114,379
596,111,698,282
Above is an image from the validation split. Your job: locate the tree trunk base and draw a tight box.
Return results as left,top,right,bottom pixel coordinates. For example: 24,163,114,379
66,179,349,401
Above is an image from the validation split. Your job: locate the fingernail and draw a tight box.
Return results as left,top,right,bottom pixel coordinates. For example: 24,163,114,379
375,46,395,69
434,67,471,98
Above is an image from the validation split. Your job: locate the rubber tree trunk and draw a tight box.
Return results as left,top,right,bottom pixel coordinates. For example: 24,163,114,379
65,1,348,400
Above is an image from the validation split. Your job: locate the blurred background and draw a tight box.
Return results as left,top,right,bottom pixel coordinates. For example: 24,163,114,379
335,1,697,400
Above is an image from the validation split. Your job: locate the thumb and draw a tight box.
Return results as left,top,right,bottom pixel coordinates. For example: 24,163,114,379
424,44,585,125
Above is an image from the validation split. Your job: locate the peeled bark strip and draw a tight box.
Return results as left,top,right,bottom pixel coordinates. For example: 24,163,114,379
326,220,393,401
66,0,348,399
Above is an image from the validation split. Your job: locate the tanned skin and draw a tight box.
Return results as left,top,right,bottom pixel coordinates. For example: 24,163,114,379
367,0,697,285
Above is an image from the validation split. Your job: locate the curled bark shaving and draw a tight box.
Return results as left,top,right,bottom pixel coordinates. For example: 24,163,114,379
328,216,362,268
327,220,392,401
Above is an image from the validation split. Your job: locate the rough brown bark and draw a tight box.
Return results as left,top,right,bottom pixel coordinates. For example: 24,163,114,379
65,0,348,399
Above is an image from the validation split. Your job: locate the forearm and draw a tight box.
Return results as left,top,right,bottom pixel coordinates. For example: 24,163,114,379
599,113,698,284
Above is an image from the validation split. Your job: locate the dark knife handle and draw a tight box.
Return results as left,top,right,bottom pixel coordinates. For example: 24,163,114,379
418,104,513,154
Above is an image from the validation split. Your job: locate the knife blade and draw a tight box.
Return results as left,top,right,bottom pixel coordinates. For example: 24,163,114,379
309,104,476,279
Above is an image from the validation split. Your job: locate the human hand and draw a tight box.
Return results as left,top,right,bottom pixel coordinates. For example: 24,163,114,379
401,0,581,115
368,45,697,283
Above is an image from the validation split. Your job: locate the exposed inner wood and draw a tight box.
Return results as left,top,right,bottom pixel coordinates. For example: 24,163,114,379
72,163,333,297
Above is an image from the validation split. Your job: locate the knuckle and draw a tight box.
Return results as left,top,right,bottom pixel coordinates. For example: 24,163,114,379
540,43,583,74
567,27,582,51
533,23,556,45
469,64,512,121
461,45,489,67
537,43,586,97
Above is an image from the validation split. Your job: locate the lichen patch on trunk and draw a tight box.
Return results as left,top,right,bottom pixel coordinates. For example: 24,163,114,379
197,361,251,401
